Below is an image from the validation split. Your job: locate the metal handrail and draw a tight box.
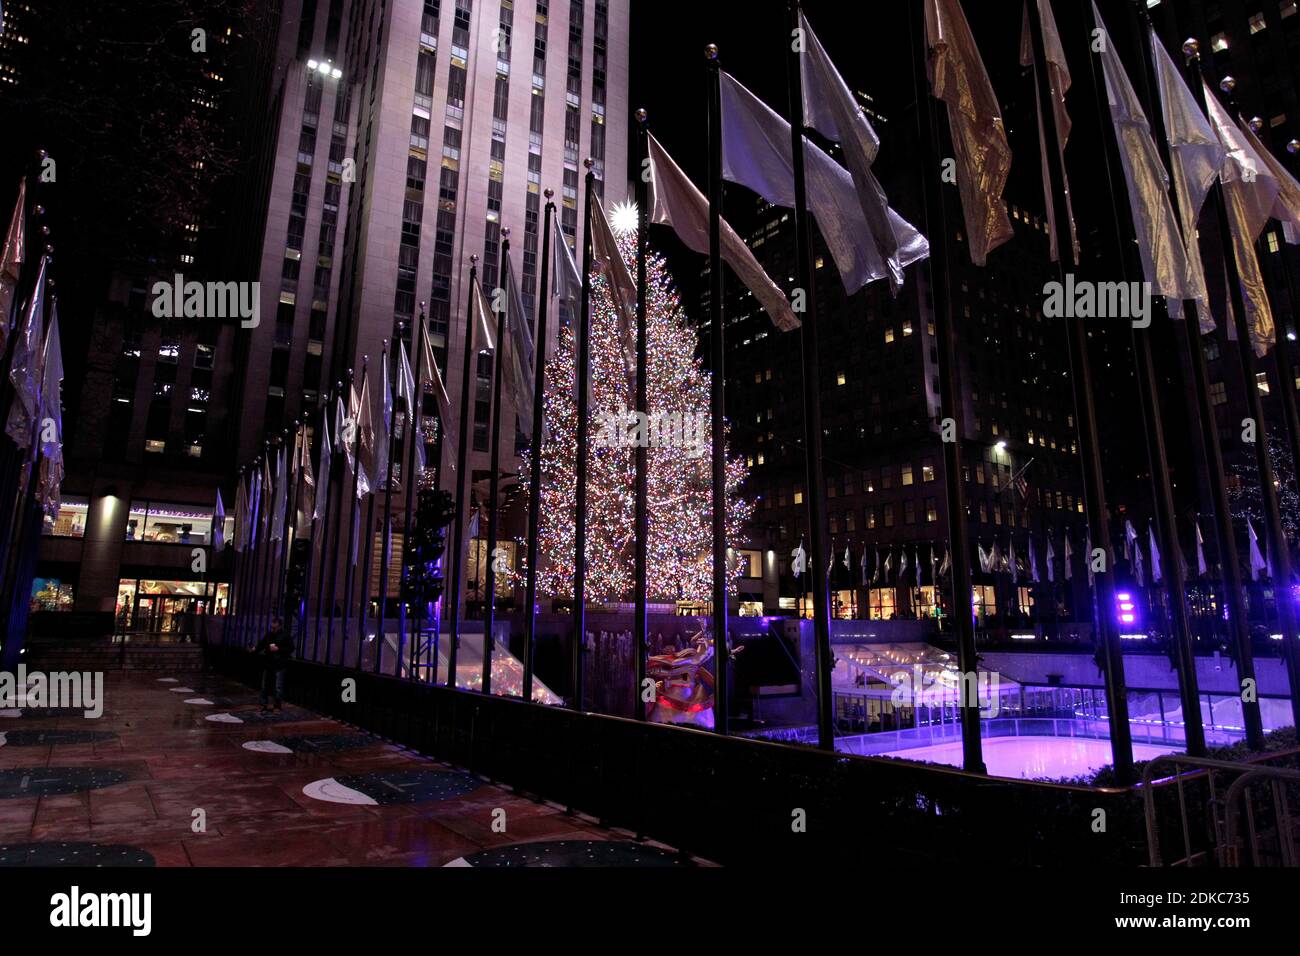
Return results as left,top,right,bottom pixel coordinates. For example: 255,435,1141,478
1142,753,1300,866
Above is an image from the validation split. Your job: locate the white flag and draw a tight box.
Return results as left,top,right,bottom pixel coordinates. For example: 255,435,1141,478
4,254,46,453
1150,30,1221,327
1204,82,1280,357
646,130,799,331
717,71,928,297
374,349,393,491
1028,534,1040,584
270,447,287,543
503,254,546,442
925,0,1014,265
797,11,913,292
1019,0,1078,262
939,548,951,578
0,178,24,352
1237,117,1300,244
1063,532,1074,581
1247,518,1267,581
1148,522,1162,584
589,192,638,379
1093,4,1198,305
1046,536,1056,584
1009,539,1019,584
314,406,332,523
978,542,992,574
353,375,374,499
1195,519,1208,577
472,272,496,352
421,317,455,476
36,305,64,518
792,537,807,579
213,488,226,552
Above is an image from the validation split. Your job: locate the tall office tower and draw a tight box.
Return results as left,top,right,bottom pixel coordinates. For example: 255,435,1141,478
239,0,629,613
24,2,276,635
241,0,630,611
691,70,1100,635
0,0,32,89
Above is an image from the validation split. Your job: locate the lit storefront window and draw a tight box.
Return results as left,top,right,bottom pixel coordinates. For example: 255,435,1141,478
42,496,89,537
125,500,231,544
31,577,74,612
116,578,226,634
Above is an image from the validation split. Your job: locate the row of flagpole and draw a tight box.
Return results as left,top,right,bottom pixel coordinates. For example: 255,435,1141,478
215,0,1300,789
0,152,66,671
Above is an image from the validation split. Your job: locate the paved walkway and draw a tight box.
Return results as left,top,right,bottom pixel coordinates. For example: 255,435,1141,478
0,671,703,867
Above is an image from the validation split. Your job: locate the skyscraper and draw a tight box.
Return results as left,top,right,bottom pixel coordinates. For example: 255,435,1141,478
241,0,629,615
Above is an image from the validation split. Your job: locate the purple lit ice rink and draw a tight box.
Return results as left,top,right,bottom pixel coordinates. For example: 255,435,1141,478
881,735,1180,779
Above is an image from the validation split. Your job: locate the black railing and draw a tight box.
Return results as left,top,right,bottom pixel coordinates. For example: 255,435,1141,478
207,645,1148,865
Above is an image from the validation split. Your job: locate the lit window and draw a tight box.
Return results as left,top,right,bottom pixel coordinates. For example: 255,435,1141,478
836,371,846,386
1249,12,1267,33
1211,32,1229,52
1257,371,1271,394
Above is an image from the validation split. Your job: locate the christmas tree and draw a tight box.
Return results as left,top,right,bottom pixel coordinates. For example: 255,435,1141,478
529,217,753,603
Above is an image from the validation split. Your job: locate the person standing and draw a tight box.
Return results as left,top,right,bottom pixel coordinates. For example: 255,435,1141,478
252,617,294,712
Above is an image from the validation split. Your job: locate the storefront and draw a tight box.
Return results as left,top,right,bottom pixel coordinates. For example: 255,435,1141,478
115,578,228,636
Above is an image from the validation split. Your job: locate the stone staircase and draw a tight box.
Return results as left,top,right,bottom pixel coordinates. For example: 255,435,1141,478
20,639,206,672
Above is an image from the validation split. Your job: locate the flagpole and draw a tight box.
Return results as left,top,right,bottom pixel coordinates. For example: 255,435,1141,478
482,232,510,695
1066,2,1206,754
277,420,303,619
784,5,834,750
338,357,368,666
447,258,480,689
357,346,386,670
323,370,354,664
523,195,556,702
225,468,243,646
704,45,731,736
300,398,327,659
1191,62,1300,731
909,1,985,774
1011,0,1133,782
255,438,279,642
233,464,256,647
1113,11,1264,748
372,332,400,672
399,309,427,678
312,380,343,661
572,162,596,712
633,110,650,720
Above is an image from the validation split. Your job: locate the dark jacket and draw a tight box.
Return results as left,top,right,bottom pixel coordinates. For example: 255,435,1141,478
253,629,294,664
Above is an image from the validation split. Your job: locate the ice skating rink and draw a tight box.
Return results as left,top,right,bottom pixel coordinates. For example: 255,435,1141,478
881,735,1180,779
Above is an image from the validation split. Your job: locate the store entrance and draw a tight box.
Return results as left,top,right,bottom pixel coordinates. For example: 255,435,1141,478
117,579,227,642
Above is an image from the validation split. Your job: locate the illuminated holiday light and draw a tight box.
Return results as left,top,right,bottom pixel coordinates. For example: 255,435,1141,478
525,232,753,602
609,199,639,236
